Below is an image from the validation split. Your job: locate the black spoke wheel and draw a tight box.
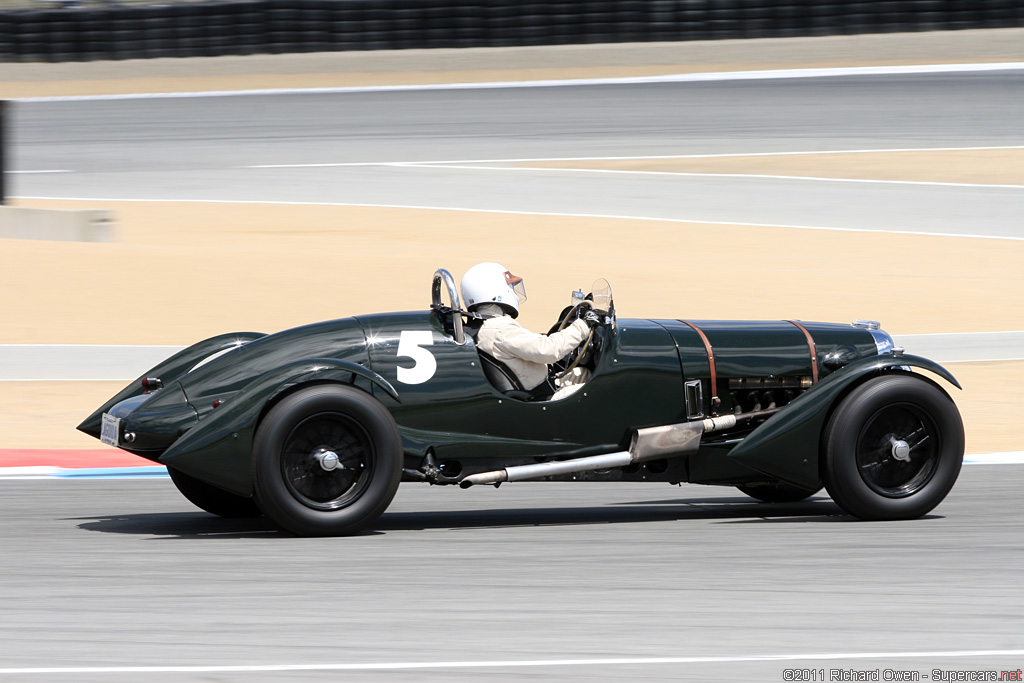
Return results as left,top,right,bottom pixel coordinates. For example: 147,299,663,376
822,374,963,520
855,404,938,497
253,385,402,536
736,482,822,503
280,413,374,510
168,467,262,518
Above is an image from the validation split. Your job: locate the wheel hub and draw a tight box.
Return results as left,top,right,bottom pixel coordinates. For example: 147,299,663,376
890,438,911,462
316,448,343,472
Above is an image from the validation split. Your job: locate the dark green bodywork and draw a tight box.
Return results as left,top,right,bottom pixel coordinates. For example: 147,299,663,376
78,308,960,498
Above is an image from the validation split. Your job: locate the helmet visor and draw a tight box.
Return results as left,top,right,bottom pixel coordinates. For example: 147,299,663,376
504,270,527,302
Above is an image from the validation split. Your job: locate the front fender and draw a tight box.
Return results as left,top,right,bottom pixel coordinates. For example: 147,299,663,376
159,359,398,496
77,331,265,438
726,354,960,490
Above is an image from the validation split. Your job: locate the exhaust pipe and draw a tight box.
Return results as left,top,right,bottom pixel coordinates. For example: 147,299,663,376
459,414,745,488
461,451,636,487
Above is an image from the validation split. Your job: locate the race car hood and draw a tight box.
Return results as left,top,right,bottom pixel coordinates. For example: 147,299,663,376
659,319,879,384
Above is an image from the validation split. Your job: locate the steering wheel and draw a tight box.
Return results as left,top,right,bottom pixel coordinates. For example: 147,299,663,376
549,301,600,379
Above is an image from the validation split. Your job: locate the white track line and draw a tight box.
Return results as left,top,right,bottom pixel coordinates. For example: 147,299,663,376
899,330,1024,336
14,195,1024,242
9,170,73,174
3,649,1024,674
965,452,1024,465
15,62,1024,103
0,379,134,382
0,344,183,348
243,145,1024,169
389,162,1024,189
0,467,63,479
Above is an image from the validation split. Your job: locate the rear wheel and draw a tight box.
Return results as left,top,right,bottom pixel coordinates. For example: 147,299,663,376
736,482,822,503
167,467,262,518
253,385,402,536
822,374,963,520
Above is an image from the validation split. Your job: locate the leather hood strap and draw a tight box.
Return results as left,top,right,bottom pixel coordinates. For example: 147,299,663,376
679,320,720,416
785,320,819,384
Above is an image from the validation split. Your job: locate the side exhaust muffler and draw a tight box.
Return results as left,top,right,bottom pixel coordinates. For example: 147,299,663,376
458,415,741,488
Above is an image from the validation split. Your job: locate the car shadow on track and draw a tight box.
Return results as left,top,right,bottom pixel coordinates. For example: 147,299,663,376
72,511,283,539
70,496,868,538
378,497,855,531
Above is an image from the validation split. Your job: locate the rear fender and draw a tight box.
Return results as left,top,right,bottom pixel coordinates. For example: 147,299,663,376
726,354,960,490
159,359,398,496
77,332,265,438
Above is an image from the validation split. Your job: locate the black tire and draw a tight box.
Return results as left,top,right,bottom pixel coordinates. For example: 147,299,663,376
822,374,964,520
252,385,402,536
167,467,262,518
736,482,822,503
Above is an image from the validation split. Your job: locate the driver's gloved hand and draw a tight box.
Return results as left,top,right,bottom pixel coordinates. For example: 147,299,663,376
581,310,604,329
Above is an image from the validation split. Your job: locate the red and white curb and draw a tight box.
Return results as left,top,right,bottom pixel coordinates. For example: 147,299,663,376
0,449,166,479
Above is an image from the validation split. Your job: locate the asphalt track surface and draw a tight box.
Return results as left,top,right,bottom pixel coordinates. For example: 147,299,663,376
2,466,1024,682
11,71,1024,240
4,67,1024,680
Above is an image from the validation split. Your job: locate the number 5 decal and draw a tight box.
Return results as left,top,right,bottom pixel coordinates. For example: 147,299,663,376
396,330,436,385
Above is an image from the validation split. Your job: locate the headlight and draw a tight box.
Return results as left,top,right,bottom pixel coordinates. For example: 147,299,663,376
869,329,895,355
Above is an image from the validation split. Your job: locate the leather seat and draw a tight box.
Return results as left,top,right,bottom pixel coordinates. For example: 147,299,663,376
468,318,554,401
477,350,553,401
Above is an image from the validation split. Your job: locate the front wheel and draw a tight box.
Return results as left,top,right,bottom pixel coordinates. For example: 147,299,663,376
253,385,402,536
822,374,964,520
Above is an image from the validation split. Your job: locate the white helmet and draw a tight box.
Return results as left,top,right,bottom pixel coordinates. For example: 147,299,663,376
460,262,527,318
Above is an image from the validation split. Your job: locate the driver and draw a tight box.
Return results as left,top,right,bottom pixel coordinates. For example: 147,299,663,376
461,262,602,400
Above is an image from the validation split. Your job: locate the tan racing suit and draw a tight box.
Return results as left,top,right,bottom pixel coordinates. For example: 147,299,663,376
474,303,590,393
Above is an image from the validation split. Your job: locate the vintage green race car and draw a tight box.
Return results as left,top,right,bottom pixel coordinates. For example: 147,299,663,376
78,270,965,536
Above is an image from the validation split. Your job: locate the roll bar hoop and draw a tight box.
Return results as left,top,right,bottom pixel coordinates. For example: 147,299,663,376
431,268,466,344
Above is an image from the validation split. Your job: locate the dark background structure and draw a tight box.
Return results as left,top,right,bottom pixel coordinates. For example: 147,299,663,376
2,0,1024,63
